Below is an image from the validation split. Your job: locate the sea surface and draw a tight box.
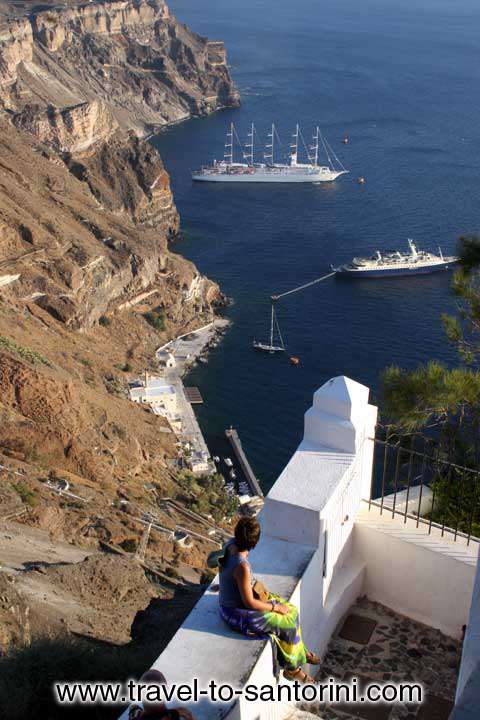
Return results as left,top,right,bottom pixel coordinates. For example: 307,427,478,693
152,0,480,491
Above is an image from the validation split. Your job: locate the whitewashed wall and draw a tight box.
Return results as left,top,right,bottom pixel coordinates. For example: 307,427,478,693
119,375,480,720
353,505,478,639
118,377,378,720
451,545,480,719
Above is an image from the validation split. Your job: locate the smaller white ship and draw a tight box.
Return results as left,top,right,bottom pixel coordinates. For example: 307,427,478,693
224,457,233,467
334,240,457,278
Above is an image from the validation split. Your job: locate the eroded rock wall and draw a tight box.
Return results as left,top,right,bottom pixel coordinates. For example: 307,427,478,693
0,0,240,136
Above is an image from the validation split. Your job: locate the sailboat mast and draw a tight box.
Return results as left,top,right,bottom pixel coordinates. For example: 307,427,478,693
224,122,234,165
314,126,319,166
243,123,255,166
245,122,254,166
291,124,299,166
270,304,274,347
265,123,275,166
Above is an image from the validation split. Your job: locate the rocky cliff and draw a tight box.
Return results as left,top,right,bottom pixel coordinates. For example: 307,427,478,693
0,0,238,328
0,0,238,625
0,0,240,135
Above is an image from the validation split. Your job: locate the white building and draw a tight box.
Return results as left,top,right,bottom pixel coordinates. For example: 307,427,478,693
129,374,181,430
157,350,177,369
120,376,480,720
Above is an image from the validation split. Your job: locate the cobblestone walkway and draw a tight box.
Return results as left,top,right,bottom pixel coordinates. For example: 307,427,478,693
302,597,461,720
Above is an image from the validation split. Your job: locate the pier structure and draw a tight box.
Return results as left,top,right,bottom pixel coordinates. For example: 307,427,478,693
225,427,264,498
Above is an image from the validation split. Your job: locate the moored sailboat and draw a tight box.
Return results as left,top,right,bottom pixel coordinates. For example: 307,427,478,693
253,303,286,353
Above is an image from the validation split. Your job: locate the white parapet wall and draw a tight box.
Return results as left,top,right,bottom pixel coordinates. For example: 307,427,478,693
353,501,478,639
118,376,379,720
452,545,480,719
264,376,378,656
118,374,480,719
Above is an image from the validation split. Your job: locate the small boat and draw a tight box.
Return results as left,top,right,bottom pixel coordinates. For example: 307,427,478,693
342,136,349,144
229,470,237,480
253,303,285,353
333,240,458,278
224,457,233,467
290,356,300,366
213,456,220,463
358,176,366,185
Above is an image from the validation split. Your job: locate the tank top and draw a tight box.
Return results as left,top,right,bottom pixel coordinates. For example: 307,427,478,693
218,540,249,608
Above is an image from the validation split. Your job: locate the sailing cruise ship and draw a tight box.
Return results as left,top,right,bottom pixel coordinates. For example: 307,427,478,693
192,123,349,183
334,240,458,278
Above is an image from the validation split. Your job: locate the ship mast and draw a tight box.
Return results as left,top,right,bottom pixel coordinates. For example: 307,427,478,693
265,123,275,166
290,124,299,166
313,126,320,166
244,122,254,166
270,304,274,348
224,122,234,165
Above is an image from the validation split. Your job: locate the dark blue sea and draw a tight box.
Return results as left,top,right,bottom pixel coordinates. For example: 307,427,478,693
152,0,480,491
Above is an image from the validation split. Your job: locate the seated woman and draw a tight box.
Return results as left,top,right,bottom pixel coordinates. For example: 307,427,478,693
218,516,320,683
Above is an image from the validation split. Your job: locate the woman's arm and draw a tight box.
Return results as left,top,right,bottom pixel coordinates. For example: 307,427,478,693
234,563,289,614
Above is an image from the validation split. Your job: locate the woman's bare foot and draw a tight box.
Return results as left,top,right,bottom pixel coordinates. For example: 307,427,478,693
306,651,322,665
283,667,315,684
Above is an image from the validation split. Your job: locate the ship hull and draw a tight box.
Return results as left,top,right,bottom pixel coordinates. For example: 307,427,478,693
192,170,346,183
335,261,456,278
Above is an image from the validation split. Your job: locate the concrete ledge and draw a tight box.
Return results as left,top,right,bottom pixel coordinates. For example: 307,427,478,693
120,536,314,720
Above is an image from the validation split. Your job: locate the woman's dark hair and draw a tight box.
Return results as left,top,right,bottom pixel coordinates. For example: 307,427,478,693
234,517,261,551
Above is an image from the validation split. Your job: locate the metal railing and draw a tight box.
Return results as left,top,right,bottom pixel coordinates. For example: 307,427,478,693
368,433,480,545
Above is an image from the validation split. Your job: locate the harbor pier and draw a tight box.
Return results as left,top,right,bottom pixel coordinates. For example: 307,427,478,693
225,427,263,498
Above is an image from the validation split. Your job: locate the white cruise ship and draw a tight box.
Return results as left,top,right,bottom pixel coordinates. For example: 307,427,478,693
192,123,349,183
334,240,458,278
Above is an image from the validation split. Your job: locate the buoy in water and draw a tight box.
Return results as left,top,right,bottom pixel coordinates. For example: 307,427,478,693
290,356,300,366
358,176,366,185
342,136,349,144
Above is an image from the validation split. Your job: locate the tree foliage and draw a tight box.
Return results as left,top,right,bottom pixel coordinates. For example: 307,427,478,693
381,236,480,534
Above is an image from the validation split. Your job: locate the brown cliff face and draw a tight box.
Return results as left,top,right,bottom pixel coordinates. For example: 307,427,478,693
0,0,237,327
0,0,240,136
13,100,119,153
0,2,235,638
0,118,222,328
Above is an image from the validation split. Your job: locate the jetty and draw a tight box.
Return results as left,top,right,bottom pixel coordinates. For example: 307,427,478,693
225,427,263,498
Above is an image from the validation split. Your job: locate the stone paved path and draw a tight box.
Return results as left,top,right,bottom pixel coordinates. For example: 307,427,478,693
301,597,461,720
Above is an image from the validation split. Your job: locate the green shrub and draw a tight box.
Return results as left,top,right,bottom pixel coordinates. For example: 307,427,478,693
12,482,37,508
0,336,51,367
98,315,111,327
143,307,166,332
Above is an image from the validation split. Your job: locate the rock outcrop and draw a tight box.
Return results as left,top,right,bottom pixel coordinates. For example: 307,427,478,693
0,0,236,659
13,100,119,153
0,0,240,136
0,0,236,328
0,117,222,328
